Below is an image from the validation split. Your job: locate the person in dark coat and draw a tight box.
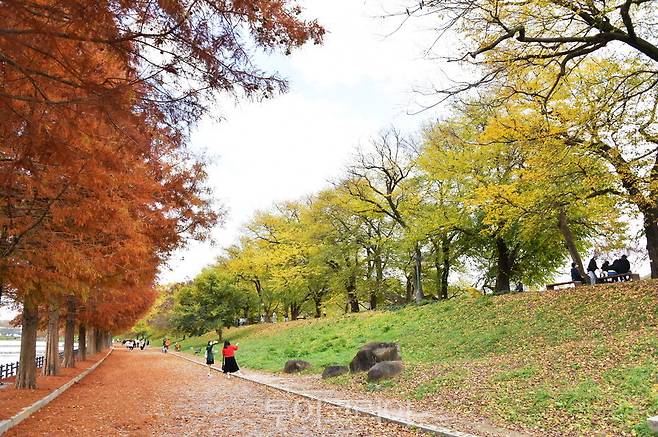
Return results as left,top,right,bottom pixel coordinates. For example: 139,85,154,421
570,263,585,283
205,340,219,376
617,255,631,274
222,340,240,377
586,256,598,284
613,254,631,281
607,256,629,281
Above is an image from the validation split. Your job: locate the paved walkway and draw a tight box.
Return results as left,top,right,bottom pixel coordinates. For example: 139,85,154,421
5,349,421,436
175,353,528,437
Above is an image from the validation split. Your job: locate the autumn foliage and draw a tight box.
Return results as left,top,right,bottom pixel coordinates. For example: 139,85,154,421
0,0,323,388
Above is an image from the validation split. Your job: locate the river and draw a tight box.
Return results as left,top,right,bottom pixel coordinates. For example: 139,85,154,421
0,339,71,366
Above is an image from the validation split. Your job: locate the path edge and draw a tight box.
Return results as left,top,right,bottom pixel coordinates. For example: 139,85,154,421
171,352,479,437
0,348,114,435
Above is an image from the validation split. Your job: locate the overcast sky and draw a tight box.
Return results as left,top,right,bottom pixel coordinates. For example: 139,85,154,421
157,0,450,284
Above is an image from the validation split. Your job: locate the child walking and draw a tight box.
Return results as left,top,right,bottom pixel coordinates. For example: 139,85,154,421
222,340,240,378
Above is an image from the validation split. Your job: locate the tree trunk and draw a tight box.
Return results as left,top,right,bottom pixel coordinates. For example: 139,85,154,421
430,238,442,300
63,297,76,368
405,274,414,303
94,329,102,352
43,304,61,376
495,237,512,293
440,235,450,300
558,209,585,279
314,296,322,318
78,324,87,361
285,304,292,320
370,251,383,310
87,326,96,355
347,272,359,313
644,211,658,278
414,244,424,303
215,327,223,341
15,300,38,389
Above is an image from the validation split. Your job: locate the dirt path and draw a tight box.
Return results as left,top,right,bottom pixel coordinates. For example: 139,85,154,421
5,348,421,436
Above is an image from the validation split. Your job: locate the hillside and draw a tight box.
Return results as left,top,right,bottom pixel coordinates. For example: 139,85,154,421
172,281,658,436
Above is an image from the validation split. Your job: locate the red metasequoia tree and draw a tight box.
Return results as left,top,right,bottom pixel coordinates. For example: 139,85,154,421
8,98,223,387
0,0,324,123
1,0,323,389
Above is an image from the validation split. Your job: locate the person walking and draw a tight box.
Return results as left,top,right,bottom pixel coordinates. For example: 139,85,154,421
205,340,219,376
222,340,240,378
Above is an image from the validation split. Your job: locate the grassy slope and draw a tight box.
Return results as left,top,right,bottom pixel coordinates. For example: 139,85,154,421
172,281,658,436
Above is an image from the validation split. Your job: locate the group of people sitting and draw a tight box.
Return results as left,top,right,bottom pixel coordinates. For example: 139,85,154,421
571,254,632,284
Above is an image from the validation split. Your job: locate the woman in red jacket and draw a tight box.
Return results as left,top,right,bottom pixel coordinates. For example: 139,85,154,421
222,340,240,377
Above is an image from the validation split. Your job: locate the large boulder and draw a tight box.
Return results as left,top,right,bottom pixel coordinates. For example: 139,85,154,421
283,359,311,373
322,365,349,379
367,361,404,382
349,342,401,373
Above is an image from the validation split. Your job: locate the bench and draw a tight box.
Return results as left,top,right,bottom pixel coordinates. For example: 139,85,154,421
597,272,640,283
546,280,583,290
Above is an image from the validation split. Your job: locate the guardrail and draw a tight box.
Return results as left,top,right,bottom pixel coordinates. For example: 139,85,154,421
1,349,79,379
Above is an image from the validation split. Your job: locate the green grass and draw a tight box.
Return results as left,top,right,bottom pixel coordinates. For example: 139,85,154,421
162,280,658,436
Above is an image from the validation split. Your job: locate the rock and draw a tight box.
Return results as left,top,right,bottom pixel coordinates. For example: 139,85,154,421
349,349,377,373
367,361,404,382
648,416,658,433
321,365,349,379
283,359,311,373
370,345,402,362
349,342,401,373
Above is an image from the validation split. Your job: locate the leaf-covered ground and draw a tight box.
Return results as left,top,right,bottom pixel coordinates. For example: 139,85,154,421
7,348,420,436
173,281,658,436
